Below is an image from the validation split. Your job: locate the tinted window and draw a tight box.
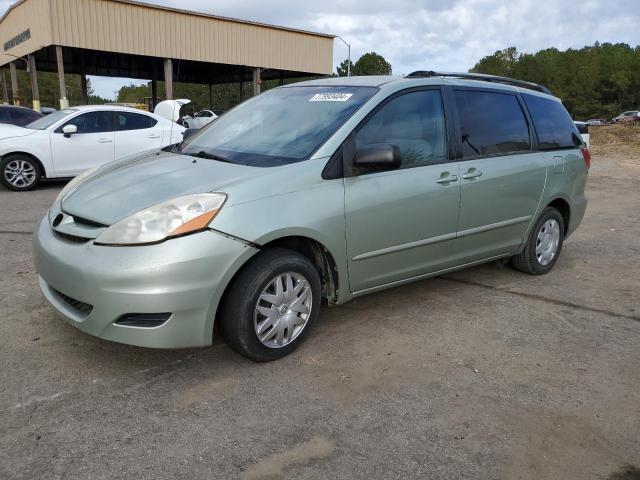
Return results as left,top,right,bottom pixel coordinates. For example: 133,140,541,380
116,112,157,131
522,93,579,150
574,123,588,135
355,90,447,169
59,111,111,134
454,90,530,158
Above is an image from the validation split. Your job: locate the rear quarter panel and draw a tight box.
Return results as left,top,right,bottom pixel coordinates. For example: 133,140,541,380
539,149,588,238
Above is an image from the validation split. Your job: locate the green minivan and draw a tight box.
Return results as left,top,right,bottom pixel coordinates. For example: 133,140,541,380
34,72,589,361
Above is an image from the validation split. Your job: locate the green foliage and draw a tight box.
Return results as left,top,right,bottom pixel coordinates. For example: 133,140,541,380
336,52,392,77
336,59,355,77
3,69,110,108
353,52,392,76
470,43,640,120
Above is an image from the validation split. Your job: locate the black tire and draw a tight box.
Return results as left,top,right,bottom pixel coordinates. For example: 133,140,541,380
511,207,565,275
218,248,322,362
0,154,42,191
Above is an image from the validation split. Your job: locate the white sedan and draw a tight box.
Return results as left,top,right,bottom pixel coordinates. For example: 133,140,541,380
182,109,218,129
0,105,185,191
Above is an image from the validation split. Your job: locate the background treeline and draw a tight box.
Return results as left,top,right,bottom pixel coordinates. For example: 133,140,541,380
471,43,640,120
2,69,108,107
6,44,639,121
116,77,314,114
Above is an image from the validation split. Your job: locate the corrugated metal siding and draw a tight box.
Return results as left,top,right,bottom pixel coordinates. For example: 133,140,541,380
0,0,51,64
46,0,333,73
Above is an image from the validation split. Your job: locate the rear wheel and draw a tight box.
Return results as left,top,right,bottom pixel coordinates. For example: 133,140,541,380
0,154,42,191
511,207,564,275
219,248,321,361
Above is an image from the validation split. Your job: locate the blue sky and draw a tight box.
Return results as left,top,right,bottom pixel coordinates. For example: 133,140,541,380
2,0,639,99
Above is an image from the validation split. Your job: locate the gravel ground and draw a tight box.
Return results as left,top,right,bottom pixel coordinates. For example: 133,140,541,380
0,142,639,479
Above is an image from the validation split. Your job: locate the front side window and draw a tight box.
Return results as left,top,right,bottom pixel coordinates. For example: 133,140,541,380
116,112,157,131
454,90,531,158
522,93,580,150
180,86,377,166
355,90,448,169
58,111,111,134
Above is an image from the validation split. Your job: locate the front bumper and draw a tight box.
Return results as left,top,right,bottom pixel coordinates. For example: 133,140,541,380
33,215,258,348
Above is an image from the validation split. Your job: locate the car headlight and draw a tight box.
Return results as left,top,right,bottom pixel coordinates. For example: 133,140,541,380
54,167,99,205
94,193,226,246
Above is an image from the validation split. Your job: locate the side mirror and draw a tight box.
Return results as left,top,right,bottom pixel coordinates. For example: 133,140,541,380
62,124,77,137
353,143,401,170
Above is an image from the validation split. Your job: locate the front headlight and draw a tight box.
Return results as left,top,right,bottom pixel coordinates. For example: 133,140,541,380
95,193,227,246
54,167,99,205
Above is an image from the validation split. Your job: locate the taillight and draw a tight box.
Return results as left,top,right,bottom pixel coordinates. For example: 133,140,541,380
581,147,591,170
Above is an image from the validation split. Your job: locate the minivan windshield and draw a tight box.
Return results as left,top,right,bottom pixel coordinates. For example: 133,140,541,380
180,86,377,166
26,109,77,130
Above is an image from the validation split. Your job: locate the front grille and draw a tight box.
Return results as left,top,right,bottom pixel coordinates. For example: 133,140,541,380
51,288,93,317
71,215,107,228
53,231,91,243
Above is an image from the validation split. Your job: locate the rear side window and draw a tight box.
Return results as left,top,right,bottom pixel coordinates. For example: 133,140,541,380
454,90,531,158
522,94,579,150
116,112,157,131
355,89,448,169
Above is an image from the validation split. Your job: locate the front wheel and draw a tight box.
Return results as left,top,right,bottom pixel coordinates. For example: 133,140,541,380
0,154,42,191
511,207,565,275
219,248,321,361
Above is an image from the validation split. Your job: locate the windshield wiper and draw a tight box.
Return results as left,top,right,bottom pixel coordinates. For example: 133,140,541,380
184,150,233,163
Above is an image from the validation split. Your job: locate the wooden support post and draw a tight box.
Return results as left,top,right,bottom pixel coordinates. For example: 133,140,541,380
28,54,40,112
55,46,68,109
151,60,158,109
164,58,173,100
1,69,8,104
9,62,19,106
252,67,261,95
80,74,88,105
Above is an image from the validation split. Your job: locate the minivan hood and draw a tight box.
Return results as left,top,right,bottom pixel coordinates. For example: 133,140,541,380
0,124,36,140
61,151,264,225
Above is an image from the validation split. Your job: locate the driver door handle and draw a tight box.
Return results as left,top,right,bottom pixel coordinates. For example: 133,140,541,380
148,134,161,139
436,174,458,184
97,138,112,143
462,169,483,179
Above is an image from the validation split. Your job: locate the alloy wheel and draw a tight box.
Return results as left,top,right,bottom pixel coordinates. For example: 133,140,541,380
4,160,36,188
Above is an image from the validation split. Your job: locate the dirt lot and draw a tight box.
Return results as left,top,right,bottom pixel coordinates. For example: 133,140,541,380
1,126,639,479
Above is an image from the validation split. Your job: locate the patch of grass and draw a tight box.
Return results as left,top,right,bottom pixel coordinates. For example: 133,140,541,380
590,123,640,157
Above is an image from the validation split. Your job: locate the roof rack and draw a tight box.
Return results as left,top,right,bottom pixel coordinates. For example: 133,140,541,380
405,71,552,95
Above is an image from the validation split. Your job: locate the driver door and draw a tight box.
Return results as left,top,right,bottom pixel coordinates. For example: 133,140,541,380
344,88,461,293
49,110,114,175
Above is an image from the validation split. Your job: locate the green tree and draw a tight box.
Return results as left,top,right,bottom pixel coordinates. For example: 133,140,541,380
336,59,355,77
470,42,640,119
352,52,392,76
3,69,109,108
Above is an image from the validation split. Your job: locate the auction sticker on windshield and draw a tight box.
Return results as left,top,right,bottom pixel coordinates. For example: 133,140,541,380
309,93,353,102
